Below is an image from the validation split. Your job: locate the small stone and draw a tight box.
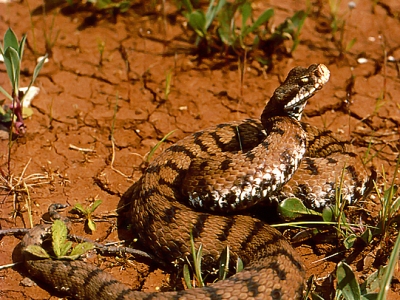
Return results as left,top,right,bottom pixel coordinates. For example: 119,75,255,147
357,57,368,64
348,1,356,9
20,277,36,287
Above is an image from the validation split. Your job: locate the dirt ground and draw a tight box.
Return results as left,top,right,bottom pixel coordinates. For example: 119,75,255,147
0,0,399,299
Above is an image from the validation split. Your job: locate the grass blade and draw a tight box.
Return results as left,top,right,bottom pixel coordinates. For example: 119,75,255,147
22,54,48,105
377,232,400,300
146,130,175,162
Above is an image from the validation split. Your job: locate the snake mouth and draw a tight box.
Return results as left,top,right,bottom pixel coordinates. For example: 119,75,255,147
284,64,330,119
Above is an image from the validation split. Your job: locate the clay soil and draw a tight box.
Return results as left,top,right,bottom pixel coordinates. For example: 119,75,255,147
0,0,400,299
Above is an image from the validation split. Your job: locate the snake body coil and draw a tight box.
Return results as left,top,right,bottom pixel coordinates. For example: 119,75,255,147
21,64,374,299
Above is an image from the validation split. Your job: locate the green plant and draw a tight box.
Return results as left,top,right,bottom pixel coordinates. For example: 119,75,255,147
277,158,399,299
43,11,60,57
328,0,357,56
216,1,273,53
25,220,94,260
332,229,400,300
183,231,243,289
180,0,226,50
97,38,106,66
0,28,47,136
164,69,173,101
266,10,307,54
72,199,103,232
183,231,205,288
177,0,306,63
374,157,400,240
66,0,132,13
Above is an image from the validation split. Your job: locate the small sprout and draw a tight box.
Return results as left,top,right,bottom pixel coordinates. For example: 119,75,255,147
97,39,105,66
73,199,102,232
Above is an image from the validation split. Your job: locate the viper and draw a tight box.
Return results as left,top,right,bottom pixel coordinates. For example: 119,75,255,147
20,64,374,299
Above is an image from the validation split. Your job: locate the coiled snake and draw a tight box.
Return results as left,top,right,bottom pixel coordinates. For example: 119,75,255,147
20,64,374,299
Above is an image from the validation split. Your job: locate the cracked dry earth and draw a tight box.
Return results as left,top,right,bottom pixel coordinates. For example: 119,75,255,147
0,0,400,299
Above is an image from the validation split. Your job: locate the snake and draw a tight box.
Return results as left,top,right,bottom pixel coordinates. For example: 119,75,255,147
20,64,375,299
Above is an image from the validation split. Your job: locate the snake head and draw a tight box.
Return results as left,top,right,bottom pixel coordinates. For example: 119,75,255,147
262,64,330,122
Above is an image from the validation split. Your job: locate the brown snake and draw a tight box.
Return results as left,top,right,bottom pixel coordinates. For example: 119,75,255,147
20,64,375,299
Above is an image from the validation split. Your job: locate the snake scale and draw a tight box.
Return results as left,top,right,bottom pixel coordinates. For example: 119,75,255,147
21,64,375,299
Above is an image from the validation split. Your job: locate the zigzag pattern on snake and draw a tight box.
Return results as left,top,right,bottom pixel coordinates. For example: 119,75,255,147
21,64,375,299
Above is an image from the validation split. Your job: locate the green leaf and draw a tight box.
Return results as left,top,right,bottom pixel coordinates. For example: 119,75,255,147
68,242,95,259
343,233,357,249
87,218,97,231
322,205,334,222
183,264,193,289
195,243,203,270
217,26,235,47
216,2,236,46
384,185,397,203
346,37,357,52
3,47,20,92
24,245,51,258
391,197,400,218
189,231,204,287
289,10,307,52
336,261,361,300
89,199,102,213
52,219,68,257
205,0,226,30
236,257,243,273
244,8,274,37
181,0,194,13
73,203,87,215
360,228,373,244
59,240,73,257
3,28,19,52
360,266,386,294
361,294,378,300
188,10,207,38
277,197,321,220
117,0,131,12
96,0,112,9
240,1,252,32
